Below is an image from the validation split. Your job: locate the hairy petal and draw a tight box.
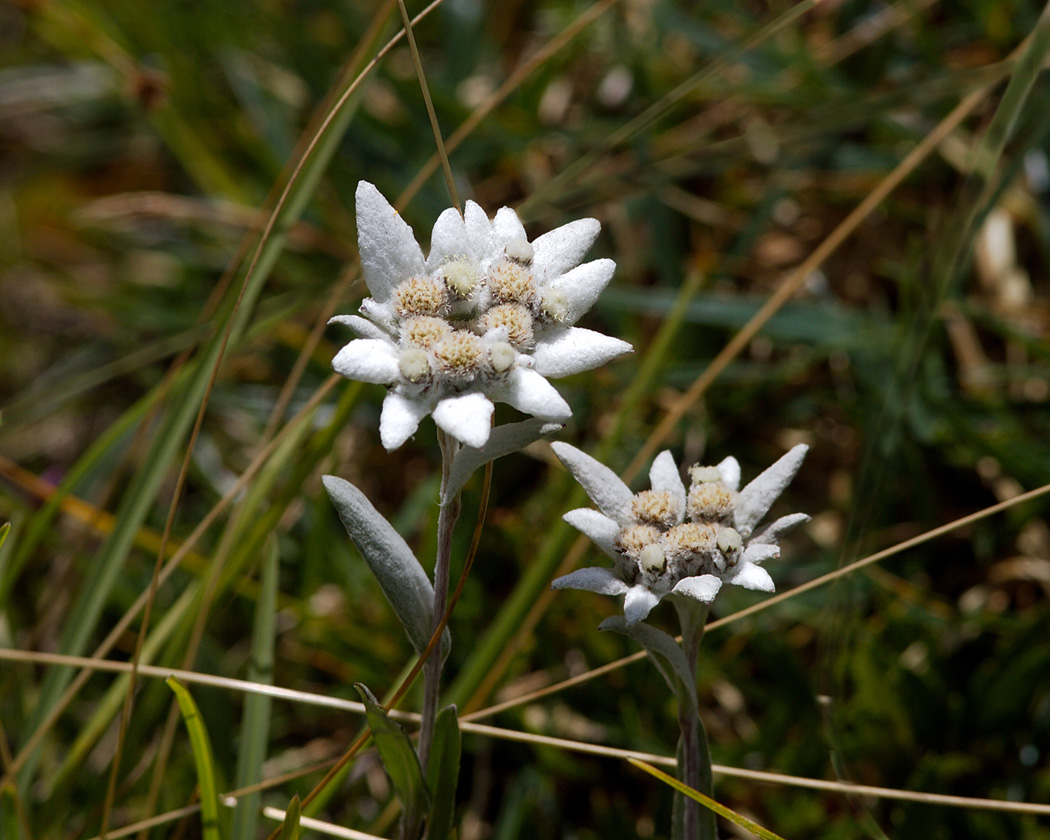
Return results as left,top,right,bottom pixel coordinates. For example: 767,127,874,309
751,512,810,545
735,444,808,536
462,200,494,263
740,543,780,566
333,339,398,384
432,392,494,448
563,508,621,559
541,259,616,326
356,181,426,302
329,314,390,341
649,450,686,519
492,206,527,247
380,391,431,451
552,566,629,595
550,442,634,526
531,327,633,378
671,574,723,604
532,219,601,283
728,562,775,592
427,207,468,268
490,367,571,419
623,585,661,626
717,456,741,492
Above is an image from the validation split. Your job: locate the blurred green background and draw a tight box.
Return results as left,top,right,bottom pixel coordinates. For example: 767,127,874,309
1,0,1049,837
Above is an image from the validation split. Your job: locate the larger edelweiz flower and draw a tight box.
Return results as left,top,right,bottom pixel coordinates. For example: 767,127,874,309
551,442,809,625
330,182,633,450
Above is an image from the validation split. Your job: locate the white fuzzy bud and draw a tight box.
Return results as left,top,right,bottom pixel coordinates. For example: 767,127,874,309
540,288,570,322
638,543,666,572
398,348,431,383
717,527,743,555
488,341,516,373
505,237,534,265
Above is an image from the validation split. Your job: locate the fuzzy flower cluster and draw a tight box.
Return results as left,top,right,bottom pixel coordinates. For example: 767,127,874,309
331,182,633,450
552,442,809,625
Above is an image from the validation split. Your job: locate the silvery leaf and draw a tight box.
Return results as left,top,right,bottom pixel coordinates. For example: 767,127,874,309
324,476,450,659
600,616,697,713
444,419,564,503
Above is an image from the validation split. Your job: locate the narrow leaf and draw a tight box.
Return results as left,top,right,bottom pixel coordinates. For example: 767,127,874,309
324,475,449,658
231,540,278,840
278,794,301,840
0,521,9,550
425,705,461,840
444,419,563,503
166,676,222,840
0,783,26,840
356,684,429,838
628,759,787,840
600,617,697,713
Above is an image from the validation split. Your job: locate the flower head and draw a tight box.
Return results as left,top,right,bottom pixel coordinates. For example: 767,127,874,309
551,442,809,625
331,182,633,450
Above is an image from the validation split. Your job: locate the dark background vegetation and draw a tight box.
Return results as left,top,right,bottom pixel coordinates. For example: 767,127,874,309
1,0,1049,837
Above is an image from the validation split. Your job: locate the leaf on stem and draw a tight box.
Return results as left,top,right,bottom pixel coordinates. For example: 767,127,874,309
323,475,450,658
425,705,462,840
444,419,564,503
356,684,430,839
600,616,697,713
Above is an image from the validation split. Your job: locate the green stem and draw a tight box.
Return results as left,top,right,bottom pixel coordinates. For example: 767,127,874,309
675,598,715,840
418,430,460,772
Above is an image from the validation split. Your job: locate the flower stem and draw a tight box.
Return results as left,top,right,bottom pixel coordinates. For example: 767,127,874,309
418,430,460,770
675,599,715,840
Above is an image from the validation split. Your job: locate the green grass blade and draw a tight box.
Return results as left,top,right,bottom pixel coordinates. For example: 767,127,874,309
166,675,223,840
231,539,278,840
628,759,787,840
49,586,195,794
17,0,384,784
0,782,27,840
425,705,461,840
278,794,301,840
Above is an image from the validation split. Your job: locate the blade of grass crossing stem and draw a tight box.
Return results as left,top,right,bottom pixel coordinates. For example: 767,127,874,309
166,676,223,840
628,759,787,840
16,5,385,790
230,540,278,840
278,795,301,840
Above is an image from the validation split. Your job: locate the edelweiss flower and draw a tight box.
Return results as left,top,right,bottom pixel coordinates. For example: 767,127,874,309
551,442,809,625
331,182,633,450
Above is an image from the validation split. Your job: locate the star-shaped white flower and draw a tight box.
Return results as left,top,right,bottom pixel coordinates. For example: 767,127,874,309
551,442,809,625
331,182,633,450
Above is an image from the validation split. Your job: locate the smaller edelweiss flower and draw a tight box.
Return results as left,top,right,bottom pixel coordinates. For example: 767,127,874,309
551,442,809,625
330,182,633,450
